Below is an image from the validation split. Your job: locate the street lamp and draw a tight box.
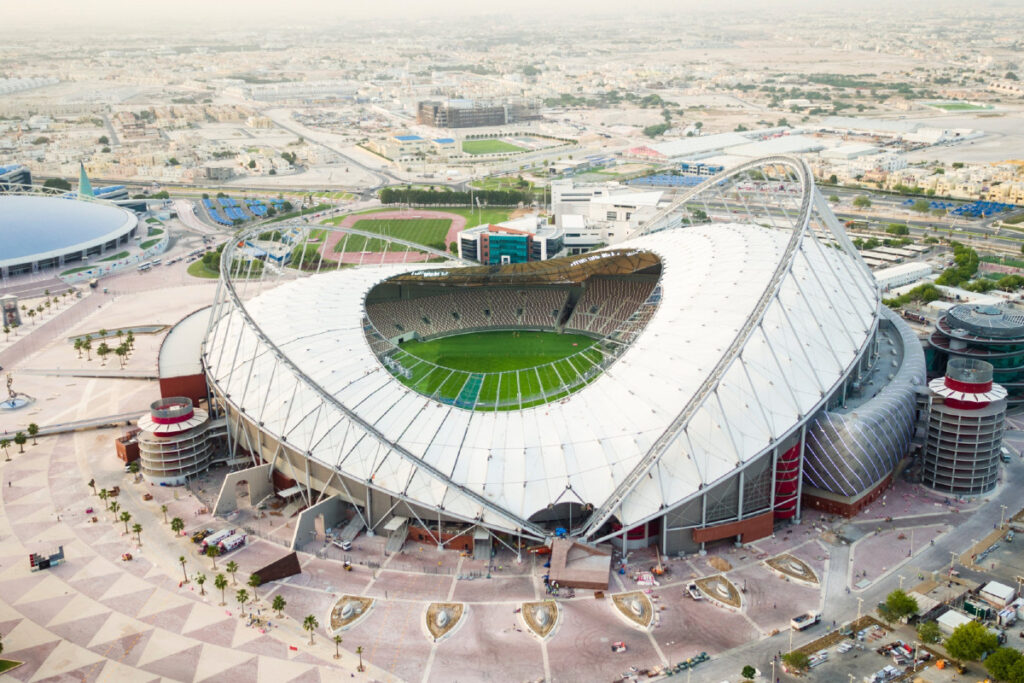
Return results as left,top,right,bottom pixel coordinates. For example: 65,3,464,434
899,575,905,590
1000,505,1008,529
950,550,958,573
856,597,864,623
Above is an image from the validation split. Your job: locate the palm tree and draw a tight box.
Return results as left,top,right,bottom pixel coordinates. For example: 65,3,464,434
27,309,35,325
98,488,109,510
27,423,39,445
272,594,286,618
160,505,168,524
116,329,124,344
303,615,318,645
83,336,92,361
87,478,96,495
179,556,189,584
195,572,206,596
119,512,132,538
98,328,107,340
1,438,10,462
356,645,364,672
206,544,220,569
247,573,262,602
215,573,228,605
170,517,184,536
97,342,111,366
333,634,343,660
14,432,26,453
125,330,135,351
132,522,142,545
115,344,128,368
109,501,120,521
226,560,239,585
74,338,83,358
236,589,249,616
3,325,9,341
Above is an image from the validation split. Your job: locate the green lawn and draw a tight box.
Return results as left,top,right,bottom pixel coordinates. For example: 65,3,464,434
0,659,22,673
462,139,526,155
339,207,517,228
148,227,164,236
332,218,451,253
98,250,129,262
187,260,220,279
927,102,992,111
140,238,161,249
469,176,534,191
389,331,599,409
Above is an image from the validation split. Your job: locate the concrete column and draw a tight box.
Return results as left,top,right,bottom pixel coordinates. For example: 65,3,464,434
735,469,745,545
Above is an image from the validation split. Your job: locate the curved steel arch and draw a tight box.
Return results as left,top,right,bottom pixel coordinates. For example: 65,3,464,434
580,156,824,537
210,223,547,537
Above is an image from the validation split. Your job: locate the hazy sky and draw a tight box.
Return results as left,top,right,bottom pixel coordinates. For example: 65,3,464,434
3,0,1020,39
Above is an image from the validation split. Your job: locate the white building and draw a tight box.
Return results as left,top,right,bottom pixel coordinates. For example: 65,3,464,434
874,262,932,292
980,581,1017,608
551,180,663,249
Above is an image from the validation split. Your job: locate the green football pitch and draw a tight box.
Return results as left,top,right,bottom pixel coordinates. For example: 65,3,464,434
332,218,452,253
461,139,526,155
388,330,605,410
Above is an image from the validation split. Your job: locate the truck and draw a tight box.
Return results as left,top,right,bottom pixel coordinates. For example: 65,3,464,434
218,534,246,553
791,611,822,631
201,528,235,551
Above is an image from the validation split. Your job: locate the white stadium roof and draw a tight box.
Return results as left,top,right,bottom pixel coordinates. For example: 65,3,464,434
206,220,878,534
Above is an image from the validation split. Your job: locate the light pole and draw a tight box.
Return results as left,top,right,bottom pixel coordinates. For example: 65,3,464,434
856,597,864,623
899,575,905,590
771,659,776,683
950,550,958,574
1000,505,1008,529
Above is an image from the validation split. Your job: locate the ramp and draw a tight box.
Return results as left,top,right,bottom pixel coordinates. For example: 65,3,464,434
339,515,366,543
473,527,491,562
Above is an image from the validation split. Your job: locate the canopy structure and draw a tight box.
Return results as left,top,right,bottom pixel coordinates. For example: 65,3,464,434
204,156,882,543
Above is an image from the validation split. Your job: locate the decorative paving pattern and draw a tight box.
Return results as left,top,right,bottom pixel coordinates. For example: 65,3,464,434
521,600,559,639
764,553,819,585
424,602,464,641
328,595,374,632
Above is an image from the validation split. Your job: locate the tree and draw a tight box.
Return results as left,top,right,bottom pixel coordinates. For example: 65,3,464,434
99,488,109,510
98,135,109,144
828,174,838,185
43,178,72,191
912,198,931,213
303,615,319,645
132,522,142,545
28,423,38,445
179,556,189,584
226,560,239,585
356,645,364,672
160,505,168,524
115,344,128,368
853,195,872,209
119,510,132,534
1,438,10,461
14,432,26,453
334,634,343,659
917,620,942,644
83,336,92,361
945,620,998,662
170,517,184,536
27,309,35,325
248,574,261,603
195,572,207,596
741,664,756,680
3,325,8,341
829,194,840,203
109,501,119,521
273,594,287,618
74,338,83,358
985,646,1022,681
215,573,228,605
884,589,918,622
206,544,220,569
236,589,249,616
97,342,111,365
782,651,810,672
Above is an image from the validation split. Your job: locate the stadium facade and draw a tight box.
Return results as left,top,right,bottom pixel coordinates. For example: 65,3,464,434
0,193,139,278
201,156,926,556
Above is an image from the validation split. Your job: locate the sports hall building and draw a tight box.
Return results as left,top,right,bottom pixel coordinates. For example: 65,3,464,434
197,156,926,557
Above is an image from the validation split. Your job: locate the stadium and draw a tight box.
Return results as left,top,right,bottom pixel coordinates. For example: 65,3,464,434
0,191,139,278
202,156,925,557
